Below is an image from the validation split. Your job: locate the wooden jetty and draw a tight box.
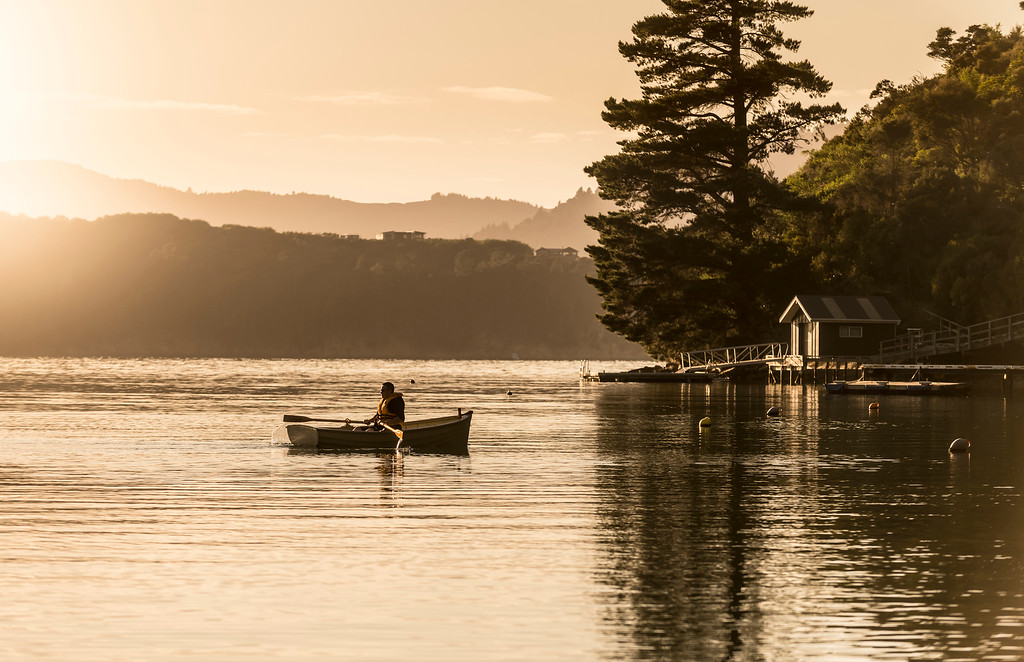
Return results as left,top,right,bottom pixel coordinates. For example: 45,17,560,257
767,357,861,385
581,305,1024,393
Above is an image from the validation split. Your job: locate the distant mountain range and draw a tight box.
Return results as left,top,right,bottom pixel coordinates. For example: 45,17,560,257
0,160,611,250
473,187,612,250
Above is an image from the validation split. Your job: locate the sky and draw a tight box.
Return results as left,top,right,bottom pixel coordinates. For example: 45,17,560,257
0,0,1022,207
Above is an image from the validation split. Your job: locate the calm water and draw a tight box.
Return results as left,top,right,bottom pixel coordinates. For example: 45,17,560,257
0,358,1022,661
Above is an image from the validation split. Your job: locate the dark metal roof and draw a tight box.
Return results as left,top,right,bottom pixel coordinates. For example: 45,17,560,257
779,295,901,324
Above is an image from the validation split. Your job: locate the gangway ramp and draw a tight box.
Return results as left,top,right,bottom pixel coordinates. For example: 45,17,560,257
680,342,789,372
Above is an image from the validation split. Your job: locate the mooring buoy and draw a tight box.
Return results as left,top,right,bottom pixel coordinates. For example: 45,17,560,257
699,416,711,429
766,406,780,417
949,437,971,453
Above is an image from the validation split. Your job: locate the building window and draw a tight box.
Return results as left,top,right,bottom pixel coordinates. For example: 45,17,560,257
839,325,863,338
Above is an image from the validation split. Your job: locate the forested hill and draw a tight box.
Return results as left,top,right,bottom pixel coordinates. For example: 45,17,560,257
787,22,1024,327
0,213,647,360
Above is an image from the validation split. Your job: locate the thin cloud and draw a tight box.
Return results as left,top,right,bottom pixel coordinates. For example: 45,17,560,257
322,134,443,144
91,96,260,115
443,86,554,103
302,91,425,106
530,132,568,144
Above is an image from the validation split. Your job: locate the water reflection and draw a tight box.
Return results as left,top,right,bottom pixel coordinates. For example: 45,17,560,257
590,382,1024,660
377,453,404,506
3,358,1022,660
590,383,762,660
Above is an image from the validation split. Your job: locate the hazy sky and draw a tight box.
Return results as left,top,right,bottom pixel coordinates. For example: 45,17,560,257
1,0,1021,206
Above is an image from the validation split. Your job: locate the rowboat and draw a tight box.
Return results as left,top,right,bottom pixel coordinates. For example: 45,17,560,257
275,409,472,454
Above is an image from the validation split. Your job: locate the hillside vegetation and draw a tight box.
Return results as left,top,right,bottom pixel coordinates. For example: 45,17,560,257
0,213,646,360
787,22,1024,328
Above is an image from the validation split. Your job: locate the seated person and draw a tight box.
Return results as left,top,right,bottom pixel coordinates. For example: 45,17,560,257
361,381,405,431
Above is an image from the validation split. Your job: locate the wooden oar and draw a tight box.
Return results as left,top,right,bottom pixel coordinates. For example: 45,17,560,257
380,422,404,451
283,415,356,424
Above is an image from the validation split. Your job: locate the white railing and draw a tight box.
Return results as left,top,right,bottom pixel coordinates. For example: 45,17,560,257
680,342,789,372
879,312,1024,361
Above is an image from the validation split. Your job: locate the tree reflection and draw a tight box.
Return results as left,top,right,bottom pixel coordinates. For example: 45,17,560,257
589,383,1024,660
590,383,760,659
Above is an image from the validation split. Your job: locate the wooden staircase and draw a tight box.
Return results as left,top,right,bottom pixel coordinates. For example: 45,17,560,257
878,311,1024,362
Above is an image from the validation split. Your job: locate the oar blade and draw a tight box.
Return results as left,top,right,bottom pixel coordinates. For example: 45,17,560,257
379,422,404,450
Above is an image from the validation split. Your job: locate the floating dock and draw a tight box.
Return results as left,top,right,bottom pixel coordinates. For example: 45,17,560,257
593,370,716,383
579,360,716,383
824,380,968,394
770,361,1024,393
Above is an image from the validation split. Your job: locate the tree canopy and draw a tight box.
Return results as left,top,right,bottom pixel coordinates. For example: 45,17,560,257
787,19,1024,327
585,0,843,360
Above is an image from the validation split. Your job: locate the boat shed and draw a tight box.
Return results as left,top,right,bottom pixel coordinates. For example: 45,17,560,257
779,295,900,360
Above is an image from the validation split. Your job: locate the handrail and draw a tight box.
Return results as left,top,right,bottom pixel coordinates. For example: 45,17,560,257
924,310,964,332
879,311,1024,361
680,342,789,371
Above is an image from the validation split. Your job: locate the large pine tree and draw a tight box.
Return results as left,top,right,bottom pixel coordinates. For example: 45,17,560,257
585,0,843,360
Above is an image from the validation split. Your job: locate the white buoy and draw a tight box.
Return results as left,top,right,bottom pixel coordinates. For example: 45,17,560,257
949,437,971,453
699,416,711,429
766,406,780,417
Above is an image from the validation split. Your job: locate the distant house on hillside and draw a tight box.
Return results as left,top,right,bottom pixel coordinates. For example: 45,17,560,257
376,230,426,241
535,247,578,258
779,294,900,359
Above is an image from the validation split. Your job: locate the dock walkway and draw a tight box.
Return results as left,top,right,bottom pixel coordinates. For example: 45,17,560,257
879,311,1024,362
